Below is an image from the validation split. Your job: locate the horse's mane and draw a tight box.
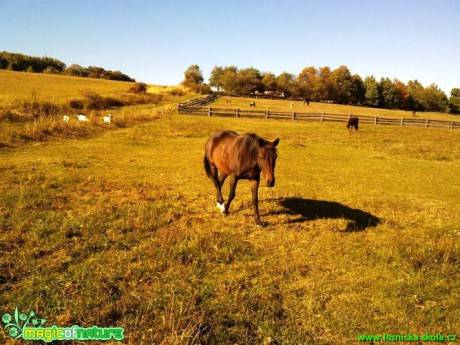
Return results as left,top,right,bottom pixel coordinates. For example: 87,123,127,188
241,133,261,155
239,133,277,160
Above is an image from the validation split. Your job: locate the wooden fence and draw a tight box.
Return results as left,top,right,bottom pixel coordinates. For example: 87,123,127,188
178,94,218,109
178,104,460,130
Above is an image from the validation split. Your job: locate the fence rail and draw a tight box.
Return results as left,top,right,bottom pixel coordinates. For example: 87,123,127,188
177,104,460,130
177,94,218,111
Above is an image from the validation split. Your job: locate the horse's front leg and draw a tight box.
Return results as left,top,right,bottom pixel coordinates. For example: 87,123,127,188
250,179,262,225
224,175,238,215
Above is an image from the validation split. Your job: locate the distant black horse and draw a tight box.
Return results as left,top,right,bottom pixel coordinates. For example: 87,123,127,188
347,116,359,131
249,102,256,107
204,131,279,225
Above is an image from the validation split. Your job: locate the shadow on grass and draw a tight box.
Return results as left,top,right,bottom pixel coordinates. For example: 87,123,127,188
277,197,381,232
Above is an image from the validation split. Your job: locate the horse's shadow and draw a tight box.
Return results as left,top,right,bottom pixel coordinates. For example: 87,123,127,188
275,197,380,232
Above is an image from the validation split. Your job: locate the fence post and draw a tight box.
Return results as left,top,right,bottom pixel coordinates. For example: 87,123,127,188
401,118,404,126
426,119,429,127
292,112,296,121
451,121,454,130
374,116,378,125
208,107,211,117
321,113,324,123
266,110,269,119
236,108,239,118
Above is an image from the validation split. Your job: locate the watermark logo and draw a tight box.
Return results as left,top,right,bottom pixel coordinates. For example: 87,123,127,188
2,307,124,342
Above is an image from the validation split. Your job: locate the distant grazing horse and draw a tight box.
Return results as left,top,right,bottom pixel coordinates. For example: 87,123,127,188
204,131,279,225
347,116,359,131
249,101,256,107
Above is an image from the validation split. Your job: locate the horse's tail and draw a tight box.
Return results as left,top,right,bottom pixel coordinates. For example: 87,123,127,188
204,155,212,179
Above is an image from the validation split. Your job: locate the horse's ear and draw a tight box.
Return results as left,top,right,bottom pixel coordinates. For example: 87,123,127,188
273,138,280,146
259,138,266,147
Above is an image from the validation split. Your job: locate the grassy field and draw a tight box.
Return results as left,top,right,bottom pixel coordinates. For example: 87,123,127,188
1,107,459,344
0,71,195,147
213,96,460,122
0,70,140,104
0,70,189,104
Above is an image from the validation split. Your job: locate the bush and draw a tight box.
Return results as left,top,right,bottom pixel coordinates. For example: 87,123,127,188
81,91,106,110
0,109,26,122
168,88,185,96
69,99,84,110
104,97,125,108
128,83,147,94
187,83,211,95
5,100,62,121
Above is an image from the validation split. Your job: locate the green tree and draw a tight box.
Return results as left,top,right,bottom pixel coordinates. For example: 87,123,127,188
449,88,460,114
65,64,84,76
87,66,105,79
350,74,365,105
43,66,61,74
378,78,398,109
220,66,239,94
276,72,296,98
209,66,224,90
330,66,353,104
407,80,425,110
421,84,448,112
235,67,262,95
364,76,379,107
261,72,277,92
182,64,204,88
318,66,334,101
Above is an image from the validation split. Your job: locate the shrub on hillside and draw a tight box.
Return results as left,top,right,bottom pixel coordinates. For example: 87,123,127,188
81,91,106,110
69,99,84,110
187,83,211,95
128,82,148,94
167,88,185,96
120,93,163,106
104,97,125,108
0,109,26,122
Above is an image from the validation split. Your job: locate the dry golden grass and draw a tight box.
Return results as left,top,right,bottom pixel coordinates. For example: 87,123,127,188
0,111,459,343
0,71,196,147
214,96,459,121
0,70,138,104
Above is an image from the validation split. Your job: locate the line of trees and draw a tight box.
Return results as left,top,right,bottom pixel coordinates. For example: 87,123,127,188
0,51,135,82
184,64,459,114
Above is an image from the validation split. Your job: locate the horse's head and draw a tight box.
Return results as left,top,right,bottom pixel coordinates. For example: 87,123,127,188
258,138,279,187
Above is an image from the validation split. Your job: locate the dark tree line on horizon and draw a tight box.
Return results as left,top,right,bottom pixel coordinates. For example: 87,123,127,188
183,64,460,114
0,51,135,82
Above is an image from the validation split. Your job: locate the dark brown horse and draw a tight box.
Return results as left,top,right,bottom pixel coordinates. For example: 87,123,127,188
347,115,359,131
204,131,279,225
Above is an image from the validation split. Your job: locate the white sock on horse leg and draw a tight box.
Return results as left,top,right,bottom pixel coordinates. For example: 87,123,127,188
216,202,225,213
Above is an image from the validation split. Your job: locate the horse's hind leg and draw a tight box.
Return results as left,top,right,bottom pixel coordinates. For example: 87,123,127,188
217,171,227,204
212,169,227,213
224,175,238,215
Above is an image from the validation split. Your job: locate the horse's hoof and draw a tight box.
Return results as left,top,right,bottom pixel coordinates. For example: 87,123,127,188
216,202,225,213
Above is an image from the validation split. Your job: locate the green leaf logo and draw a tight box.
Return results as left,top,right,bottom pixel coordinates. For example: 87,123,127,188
1,307,46,339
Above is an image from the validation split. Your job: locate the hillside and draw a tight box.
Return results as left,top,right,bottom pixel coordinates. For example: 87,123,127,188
1,70,456,121
0,70,139,104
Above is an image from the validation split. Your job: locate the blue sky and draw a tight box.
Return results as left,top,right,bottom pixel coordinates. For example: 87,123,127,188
1,0,459,94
